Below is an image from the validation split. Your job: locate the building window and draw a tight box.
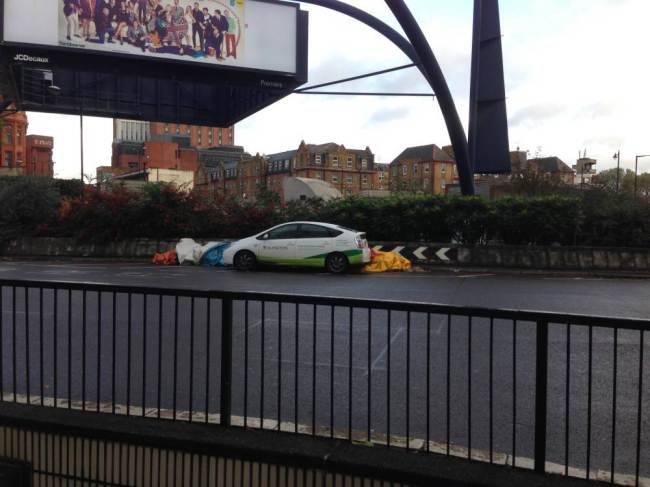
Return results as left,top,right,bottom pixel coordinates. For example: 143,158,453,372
441,164,446,174
402,165,407,176
128,161,138,170
361,159,368,169
413,165,418,176
284,160,290,170
332,176,339,183
332,156,338,168
362,175,368,185
15,153,22,166
392,167,398,177
346,175,353,184
424,164,430,174
347,157,353,169
175,126,180,135
16,129,22,145
315,154,322,165
5,128,12,145
4,152,13,166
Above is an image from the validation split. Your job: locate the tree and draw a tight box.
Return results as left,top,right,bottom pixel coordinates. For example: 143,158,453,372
593,168,635,194
509,167,569,197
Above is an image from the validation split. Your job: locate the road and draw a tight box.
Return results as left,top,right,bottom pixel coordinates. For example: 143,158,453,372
0,261,648,481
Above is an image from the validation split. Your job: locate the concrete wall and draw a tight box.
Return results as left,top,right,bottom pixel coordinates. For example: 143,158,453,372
1,238,650,271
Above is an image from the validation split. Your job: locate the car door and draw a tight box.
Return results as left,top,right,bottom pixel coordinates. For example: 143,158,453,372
257,224,299,265
295,224,334,266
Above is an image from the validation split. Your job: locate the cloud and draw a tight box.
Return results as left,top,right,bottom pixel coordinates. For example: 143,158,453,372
367,106,411,125
509,104,565,128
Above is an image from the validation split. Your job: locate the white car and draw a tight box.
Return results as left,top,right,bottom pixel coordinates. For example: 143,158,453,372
223,222,371,274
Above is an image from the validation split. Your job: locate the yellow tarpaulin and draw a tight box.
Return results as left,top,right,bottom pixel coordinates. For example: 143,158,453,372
363,250,412,273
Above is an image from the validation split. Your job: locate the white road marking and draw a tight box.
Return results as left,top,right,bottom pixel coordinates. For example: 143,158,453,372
457,274,496,279
365,325,405,376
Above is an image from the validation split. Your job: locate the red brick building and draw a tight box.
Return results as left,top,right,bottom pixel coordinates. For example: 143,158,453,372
0,108,27,173
0,107,54,177
110,119,235,175
25,135,54,177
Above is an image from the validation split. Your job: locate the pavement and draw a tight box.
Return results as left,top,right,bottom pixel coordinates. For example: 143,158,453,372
0,260,648,481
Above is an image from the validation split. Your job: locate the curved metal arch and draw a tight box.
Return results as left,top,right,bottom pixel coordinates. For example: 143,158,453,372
295,0,475,195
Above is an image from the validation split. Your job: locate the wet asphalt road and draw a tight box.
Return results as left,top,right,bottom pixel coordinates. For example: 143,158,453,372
0,261,648,480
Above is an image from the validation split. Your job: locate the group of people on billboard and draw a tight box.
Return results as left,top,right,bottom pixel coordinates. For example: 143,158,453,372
61,0,242,62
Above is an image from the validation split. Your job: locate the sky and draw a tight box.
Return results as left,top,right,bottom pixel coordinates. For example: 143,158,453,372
25,0,650,179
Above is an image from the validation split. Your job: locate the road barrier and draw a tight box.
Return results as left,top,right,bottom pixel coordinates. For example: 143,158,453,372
0,279,647,486
3,238,650,272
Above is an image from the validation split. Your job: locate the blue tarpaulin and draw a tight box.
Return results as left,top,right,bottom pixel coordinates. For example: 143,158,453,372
200,242,231,267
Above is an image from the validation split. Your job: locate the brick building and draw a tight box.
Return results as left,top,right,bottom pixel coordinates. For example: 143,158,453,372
105,119,236,189
25,135,54,177
264,142,377,198
0,108,27,174
0,107,54,177
199,141,382,202
373,163,391,191
527,157,576,185
389,144,458,194
113,119,234,148
193,145,252,197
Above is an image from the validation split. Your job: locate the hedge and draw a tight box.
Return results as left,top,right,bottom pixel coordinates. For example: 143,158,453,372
1,176,649,248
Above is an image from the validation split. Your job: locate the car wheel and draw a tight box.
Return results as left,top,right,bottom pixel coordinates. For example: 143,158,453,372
325,253,349,274
234,250,256,271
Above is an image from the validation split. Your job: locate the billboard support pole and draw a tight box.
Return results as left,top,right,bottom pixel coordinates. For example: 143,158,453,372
297,0,475,195
80,112,84,184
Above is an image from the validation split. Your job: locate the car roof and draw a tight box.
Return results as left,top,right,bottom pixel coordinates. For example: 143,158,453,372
273,222,357,231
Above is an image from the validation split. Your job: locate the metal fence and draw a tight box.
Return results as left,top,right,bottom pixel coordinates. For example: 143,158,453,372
0,279,647,486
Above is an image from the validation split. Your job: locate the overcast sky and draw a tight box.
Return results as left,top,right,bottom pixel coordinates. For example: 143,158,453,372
25,0,650,180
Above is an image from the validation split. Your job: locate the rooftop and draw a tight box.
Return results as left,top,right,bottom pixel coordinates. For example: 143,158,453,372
390,144,455,165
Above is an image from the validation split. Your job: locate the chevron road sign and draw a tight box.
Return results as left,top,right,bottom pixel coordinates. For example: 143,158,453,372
372,244,458,263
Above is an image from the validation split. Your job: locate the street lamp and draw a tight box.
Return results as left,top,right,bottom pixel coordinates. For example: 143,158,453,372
613,151,621,193
635,155,650,198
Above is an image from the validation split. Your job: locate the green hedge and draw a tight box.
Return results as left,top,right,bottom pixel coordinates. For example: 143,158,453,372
1,177,649,247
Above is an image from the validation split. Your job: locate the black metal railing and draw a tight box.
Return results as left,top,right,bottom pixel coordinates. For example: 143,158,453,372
0,279,647,485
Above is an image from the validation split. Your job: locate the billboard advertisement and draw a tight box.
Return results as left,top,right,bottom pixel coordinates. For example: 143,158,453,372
2,0,298,74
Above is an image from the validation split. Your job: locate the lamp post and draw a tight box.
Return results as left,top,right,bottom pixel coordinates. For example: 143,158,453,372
80,113,84,183
635,155,650,198
613,151,621,193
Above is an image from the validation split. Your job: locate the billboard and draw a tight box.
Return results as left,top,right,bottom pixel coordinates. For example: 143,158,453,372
0,0,307,126
2,0,298,75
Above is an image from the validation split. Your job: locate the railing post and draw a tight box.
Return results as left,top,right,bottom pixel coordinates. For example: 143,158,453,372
534,321,549,474
220,298,233,427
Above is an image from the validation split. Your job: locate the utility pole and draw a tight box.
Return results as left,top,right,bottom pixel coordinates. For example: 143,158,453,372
615,151,621,193
635,155,650,199
80,113,84,183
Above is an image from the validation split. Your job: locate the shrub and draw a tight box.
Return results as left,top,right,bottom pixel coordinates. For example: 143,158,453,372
0,177,60,241
1,177,649,247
